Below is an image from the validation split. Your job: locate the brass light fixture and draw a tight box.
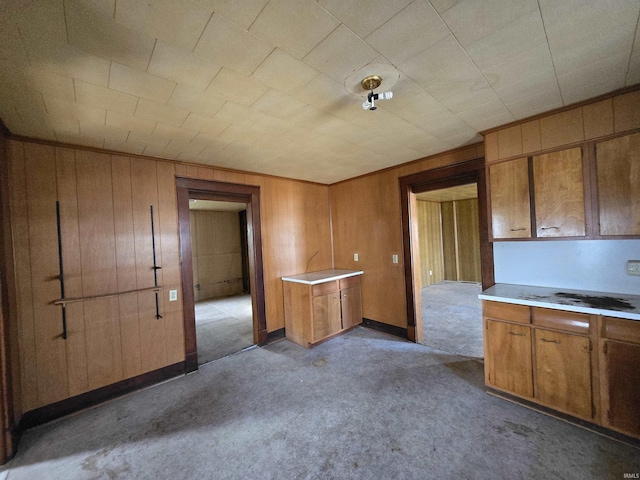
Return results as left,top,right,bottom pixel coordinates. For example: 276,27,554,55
360,75,393,111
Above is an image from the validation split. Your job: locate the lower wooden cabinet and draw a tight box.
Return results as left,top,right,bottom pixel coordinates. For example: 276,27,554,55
534,329,592,419
482,301,640,438
485,320,533,398
600,316,640,438
284,275,362,348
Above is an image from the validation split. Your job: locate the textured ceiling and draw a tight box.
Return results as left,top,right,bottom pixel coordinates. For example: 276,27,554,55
1,1,639,184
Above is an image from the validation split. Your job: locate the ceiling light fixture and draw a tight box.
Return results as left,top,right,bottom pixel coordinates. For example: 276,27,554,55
360,75,393,111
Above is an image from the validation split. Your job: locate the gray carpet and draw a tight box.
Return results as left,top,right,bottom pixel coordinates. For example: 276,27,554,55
2,327,638,479
195,294,254,364
421,280,483,358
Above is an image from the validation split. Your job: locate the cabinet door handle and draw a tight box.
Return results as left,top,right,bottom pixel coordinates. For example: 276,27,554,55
508,331,526,337
540,338,560,344
540,226,559,230
510,227,526,231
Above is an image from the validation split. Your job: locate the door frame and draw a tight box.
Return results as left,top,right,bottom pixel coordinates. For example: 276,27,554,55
399,158,494,343
176,177,267,372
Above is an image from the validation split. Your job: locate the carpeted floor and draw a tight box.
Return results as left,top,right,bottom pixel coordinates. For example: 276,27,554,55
195,294,254,365
2,327,638,480
421,280,483,358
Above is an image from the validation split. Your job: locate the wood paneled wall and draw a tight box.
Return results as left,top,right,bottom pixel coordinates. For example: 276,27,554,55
189,210,244,301
484,90,640,164
5,139,333,417
416,200,443,287
330,145,483,328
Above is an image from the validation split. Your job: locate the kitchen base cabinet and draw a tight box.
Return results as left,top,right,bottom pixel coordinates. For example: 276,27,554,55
534,329,593,419
484,300,640,440
283,271,363,348
485,319,533,398
600,317,640,438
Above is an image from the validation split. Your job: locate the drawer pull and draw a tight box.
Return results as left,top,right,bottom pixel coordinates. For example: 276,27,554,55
508,332,526,337
510,227,526,231
540,338,560,344
540,226,559,230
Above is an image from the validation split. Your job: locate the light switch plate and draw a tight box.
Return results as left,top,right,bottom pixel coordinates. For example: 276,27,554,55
627,260,640,276
169,289,178,301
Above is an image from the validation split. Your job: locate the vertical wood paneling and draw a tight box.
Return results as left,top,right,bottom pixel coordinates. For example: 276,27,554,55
416,200,443,287
111,155,137,292
24,143,69,407
455,199,481,282
84,297,122,390
75,150,118,296
521,120,541,154
157,161,184,364
441,201,457,280
131,158,160,289
613,90,640,133
55,148,89,397
130,158,167,372
118,294,142,379
8,142,38,412
497,125,522,159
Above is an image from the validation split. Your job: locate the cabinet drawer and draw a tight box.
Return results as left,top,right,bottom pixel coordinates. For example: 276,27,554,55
339,275,360,289
312,281,339,297
483,301,530,324
603,317,640,344
533,308,590,335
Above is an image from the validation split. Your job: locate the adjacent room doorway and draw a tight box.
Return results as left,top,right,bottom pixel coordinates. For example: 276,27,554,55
414,184,483,358
188,199,254,365
176,178,267,372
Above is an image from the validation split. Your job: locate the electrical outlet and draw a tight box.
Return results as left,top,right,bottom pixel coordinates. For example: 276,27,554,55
627,260,640,276
354,253,359,261
392,254,399,264
169,289,178,301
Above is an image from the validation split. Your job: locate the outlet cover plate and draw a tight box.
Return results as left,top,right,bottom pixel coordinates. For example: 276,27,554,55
169,289,178,301
627,260,640,276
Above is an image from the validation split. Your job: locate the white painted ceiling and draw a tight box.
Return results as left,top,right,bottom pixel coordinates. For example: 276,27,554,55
1,1,639,184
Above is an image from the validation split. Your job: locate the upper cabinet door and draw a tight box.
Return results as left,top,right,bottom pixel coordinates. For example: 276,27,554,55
596,133,640,236
533,148,586,237
489,157,531,239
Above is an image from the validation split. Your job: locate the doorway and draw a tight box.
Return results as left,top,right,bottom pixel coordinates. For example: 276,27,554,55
415,184,483,358
176,177,267,372
189,199,254,365
399,158,494,346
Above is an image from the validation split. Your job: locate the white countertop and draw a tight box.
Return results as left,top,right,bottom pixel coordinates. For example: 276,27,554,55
479,283,640,321
282,269,363,285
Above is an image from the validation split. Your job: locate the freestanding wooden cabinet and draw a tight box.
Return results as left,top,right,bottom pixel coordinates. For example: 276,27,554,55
283,270,363,348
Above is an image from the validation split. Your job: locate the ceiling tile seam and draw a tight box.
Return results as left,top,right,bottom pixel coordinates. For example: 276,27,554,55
624,10,640,83
112,0,117,20
62,0,71,45
535,0,564,105
246,0,272,32
361,0,418,43
191,10,216,54
145,39,158,73
300,22,344,64
247,47,277,78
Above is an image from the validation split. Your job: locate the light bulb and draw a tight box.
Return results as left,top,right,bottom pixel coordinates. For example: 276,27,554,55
379,91,393,100
362,100,371,110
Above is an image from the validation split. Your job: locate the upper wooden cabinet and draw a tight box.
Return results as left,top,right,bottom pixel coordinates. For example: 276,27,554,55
489,157,531,239
533,148,586,237
596,132,640,236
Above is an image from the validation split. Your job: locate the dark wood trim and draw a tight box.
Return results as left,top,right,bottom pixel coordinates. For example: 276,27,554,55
0,133,16,463
527,157,537,237
486,388,640,448
362,318,408,339
19,362,185,430
176,177,268,373
399,158,494,340
481,83,640,135
266,328,285,343
239,210,250,293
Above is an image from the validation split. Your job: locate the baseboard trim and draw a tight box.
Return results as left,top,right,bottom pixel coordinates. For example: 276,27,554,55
19,362,185,430
266,328,285,343
361,318,408,339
